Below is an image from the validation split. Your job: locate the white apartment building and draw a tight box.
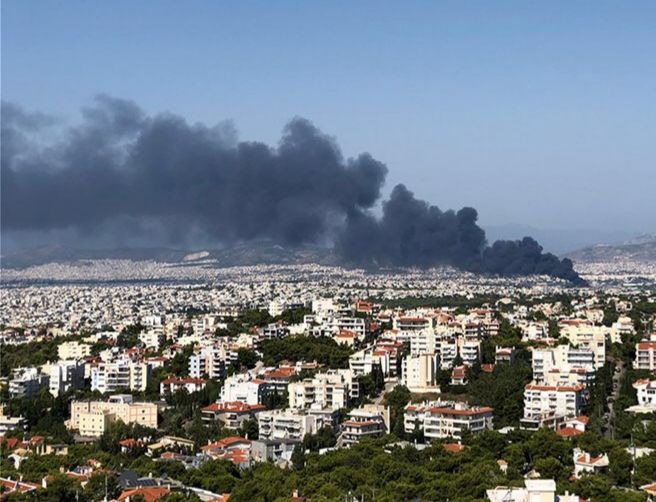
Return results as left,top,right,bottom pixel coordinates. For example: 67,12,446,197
523,383,584,422
341,405,390,446
558,321,606,369
438,339,458,370
573,448,609,479
487,480,581,502
328,317,366,338
408,329,437,356
91,359,150,393
201,401,266,429
610,316,635,344
0,404,27,434
532,345,596,384
394,315,433,333
635,340,656,371
189,345,231,379
288,369,358,411
312,298,338,317
47,360,85,397
404,401,493,440
258,409,327,441
9,367,49,398
67,395,158,437
160,377,207,396
402,353,440,393
633,379,656,408
520,321,549,342
220,374,269,405
349,348,391,377
139,331,162,350
458,339,481,366
58,341,92,360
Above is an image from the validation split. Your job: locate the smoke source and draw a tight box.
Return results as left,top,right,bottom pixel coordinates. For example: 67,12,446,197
1,96,583,284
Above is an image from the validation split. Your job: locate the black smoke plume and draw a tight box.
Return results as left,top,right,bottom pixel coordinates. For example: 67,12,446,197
1,97,583,284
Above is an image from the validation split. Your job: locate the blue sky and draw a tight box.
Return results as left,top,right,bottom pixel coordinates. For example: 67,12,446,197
2,1,655,246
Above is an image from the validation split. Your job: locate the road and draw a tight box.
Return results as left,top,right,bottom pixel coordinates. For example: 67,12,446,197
374,379,399,405
606,360,625,439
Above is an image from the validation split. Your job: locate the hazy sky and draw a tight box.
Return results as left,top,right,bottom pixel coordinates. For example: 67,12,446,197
2,1,655,236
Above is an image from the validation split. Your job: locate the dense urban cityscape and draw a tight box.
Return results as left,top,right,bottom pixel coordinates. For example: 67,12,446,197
0,254,655,501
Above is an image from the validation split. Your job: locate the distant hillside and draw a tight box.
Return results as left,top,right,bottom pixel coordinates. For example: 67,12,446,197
206,242,338,267
0,242,338,269
566,235,656,263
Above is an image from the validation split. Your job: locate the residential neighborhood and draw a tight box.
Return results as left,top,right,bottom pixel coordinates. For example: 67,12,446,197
1,261,655,501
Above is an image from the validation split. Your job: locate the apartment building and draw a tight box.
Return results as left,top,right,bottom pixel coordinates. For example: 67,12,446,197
328,317,366,338
68,395,158,437
220,374,270,405
438,339,459,370
47,360,85,397
573,448,609,479
610,316,635,343
633,379,656,408
160,377,207,396
401,353,440,393
635,340,656,371
260,323,290,340
523,383,584,424
495,346,515,365
341,405,390,446
91,359,150,393
188,345,231,379
394,315,433,333
201,401,266,429
57,341,91,360
458,339,481,366
258,409,331,441
9,367,49,398
558,321,606,369
532,345,595,384
408,329,437,355
288,369,358,411
349,348,392,377
404,401,493,440
0,407,27,434
139,331,163,350
520,321,550,342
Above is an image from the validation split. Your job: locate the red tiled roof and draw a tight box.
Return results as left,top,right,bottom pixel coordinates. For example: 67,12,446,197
428,406,493,417
556,427,584,438
442,443,465,453
202,401,265,413
342,420,379,427
118,487,171,502
214,448,250,465
262,367,296,379
202,436,251,451
576,453,606,465
0,477,39,494
525,383,584,392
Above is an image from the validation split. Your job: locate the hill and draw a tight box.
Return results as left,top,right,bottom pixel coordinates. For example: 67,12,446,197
0,242,337,269
566,234,656,263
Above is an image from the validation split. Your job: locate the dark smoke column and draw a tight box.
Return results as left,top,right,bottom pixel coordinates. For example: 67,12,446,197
1,97,584,285
338,184,585,285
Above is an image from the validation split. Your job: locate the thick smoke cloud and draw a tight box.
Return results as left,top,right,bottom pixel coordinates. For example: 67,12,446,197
1,96,582,283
